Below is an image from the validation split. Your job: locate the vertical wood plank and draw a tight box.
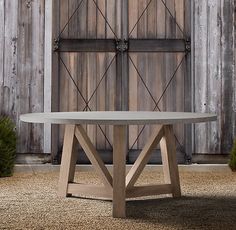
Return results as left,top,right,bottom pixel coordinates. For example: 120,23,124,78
137,54,148,149
96,1,106,150
165,0,176,112
78,0,87,38
77,53,87,155
128,0,138,150
68,0,78,113
69,0,78,38
128,0,138,151
87,53,97,146
220,0,235,153
206,0,221,153
137,0,148,149
106,0,116,38
17,0,31,153
58,0,69,148
116,0,122,38
87,0,97,38
193,0,208,153
147,0,157,39
129,54,138,149
96,53,106,150
96,0,106,39
4,0,18,118
0,0,4,113
60,0,69,39
234,0,236,139
121,0,129,111
44,0,53,153
129,0,138,38
68,53,78,112
147,1,157,141
87,0,97,148
156,0,166,38
183,0,192,161
106,53,116,149
175,0,185,38
30,0,44,152
51,0,60,161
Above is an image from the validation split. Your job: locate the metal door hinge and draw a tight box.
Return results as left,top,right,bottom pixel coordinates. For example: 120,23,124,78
53,39,59,51
185,38,191,53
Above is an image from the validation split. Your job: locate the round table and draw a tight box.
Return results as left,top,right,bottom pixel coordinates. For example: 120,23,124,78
20,111,217,218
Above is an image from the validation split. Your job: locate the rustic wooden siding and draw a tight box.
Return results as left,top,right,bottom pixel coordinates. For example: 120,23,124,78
193,0,236,154
0,0,44,153
0,0,235,157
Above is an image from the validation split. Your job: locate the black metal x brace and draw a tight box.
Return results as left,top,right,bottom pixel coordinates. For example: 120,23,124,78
59,54,117,149
127,53,188,153
57,0,187,41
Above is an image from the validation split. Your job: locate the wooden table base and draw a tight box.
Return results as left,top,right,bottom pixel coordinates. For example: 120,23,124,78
58,124,181,218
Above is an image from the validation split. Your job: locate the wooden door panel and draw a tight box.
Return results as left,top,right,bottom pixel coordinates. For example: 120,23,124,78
57,0,189,163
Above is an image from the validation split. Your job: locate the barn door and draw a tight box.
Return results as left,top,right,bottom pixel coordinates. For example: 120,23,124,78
53,0,191,164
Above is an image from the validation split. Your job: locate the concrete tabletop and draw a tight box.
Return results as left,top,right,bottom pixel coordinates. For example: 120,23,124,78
20,111,217,125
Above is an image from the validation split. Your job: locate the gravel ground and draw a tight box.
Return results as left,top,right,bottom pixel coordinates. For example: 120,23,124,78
0,170,236,230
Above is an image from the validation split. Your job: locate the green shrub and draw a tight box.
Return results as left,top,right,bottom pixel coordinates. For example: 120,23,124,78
229,138,236,172
0,116,17,177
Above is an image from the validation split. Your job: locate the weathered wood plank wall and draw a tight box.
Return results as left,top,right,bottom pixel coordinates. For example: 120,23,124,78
0,0,235,157
0,0,45,153
193,0,236,154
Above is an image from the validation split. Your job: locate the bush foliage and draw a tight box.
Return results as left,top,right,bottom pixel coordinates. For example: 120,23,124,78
0,116,17,177
229,138,236,172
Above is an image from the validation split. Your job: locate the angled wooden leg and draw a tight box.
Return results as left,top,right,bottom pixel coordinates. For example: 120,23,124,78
160,125,181,198
75,125,113,190
126,126,164,189
69,138,78,183
113,125,127,218
58,125,77,197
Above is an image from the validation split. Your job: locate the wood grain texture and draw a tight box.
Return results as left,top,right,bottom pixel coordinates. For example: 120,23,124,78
1,0,235,157
160,125,181,197
51,0,60,162
75,125,113,189
220,0,235,153
0,0,4,114
184,0,192,159
44,0,53,153
58,0,69,148
193,0,235,154
113,125,127,218
58,125,77,197
126,126,164,189
17,0,44,153
67,183,112,200
193,0,208,154
126,184,172,198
